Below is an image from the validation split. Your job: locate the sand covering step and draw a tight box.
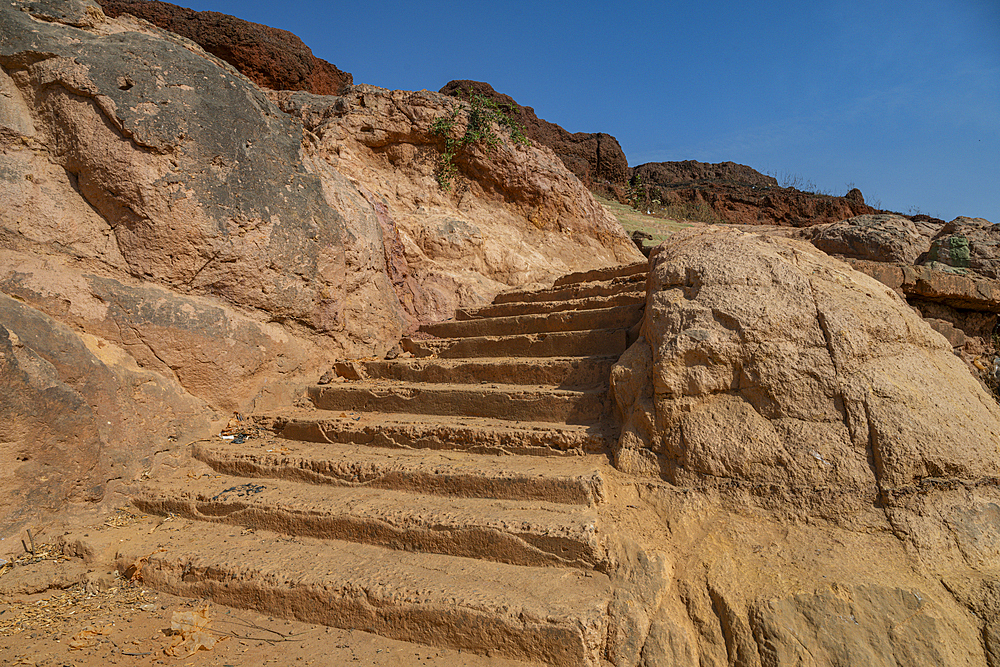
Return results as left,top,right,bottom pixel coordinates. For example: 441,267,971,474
103,520,613,666
254,411,614,456
192,438,608,505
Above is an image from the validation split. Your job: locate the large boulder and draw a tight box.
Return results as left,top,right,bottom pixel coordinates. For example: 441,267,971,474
807,213,930,264
613,227,1000,495
95,0,353,94
924,216,1000,279
611,228,1000,664
440,80,631,194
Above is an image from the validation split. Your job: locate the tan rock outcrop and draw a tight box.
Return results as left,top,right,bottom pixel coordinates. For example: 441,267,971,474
0,0,636,532
271,87,641,324
612,228,1000,664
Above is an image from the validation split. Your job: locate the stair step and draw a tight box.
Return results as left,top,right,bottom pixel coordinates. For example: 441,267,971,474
109,521,612,666
135,473,606,570
192,438,608,506
420,304,642,339
308,382,608,424
457,291,645,320
254,411,614,456
402,329,628,359
493,275,646,306
553,261,648,287
355,356,617,387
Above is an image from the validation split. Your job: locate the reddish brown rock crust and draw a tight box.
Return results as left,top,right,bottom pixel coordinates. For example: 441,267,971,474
95,0,353,94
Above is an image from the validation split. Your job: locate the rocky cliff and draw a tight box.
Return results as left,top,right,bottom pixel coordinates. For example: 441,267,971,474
440,80,631,195
0,0,637,533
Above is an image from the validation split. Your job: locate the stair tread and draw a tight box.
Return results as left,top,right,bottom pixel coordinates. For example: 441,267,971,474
192,437,608,505
458,291,645,320
255,409,614,456
106,520,612,665
420,304,643,338
137,467,606,569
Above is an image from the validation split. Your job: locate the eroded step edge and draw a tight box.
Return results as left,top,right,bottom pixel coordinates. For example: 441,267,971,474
307,384,609,424
457,291,645,320
191,440,607,506
134,478,605,570
352,356,618,388
110,523,611,666
253,413,615,457
420,304,643,339
402,329,627,359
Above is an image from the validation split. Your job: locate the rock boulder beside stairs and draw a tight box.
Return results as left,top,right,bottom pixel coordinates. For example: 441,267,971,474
612,227,1000,665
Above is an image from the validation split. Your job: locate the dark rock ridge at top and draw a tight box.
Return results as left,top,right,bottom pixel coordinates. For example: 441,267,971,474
440,80,630,195
95,0,353,95
631,159,876,226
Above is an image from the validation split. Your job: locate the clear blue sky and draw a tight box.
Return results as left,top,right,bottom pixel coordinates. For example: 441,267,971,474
182,0,999,222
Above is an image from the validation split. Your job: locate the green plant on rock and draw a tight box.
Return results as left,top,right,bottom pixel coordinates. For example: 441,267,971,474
431,91,529,190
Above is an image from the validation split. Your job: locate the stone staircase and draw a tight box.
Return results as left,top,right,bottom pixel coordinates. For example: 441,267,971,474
110,260,649,666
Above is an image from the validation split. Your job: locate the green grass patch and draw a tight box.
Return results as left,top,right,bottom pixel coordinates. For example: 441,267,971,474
594,194,693,246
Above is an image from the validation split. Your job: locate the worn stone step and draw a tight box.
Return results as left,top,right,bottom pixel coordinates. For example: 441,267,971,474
401,329,628,359
191,438,608,506
355,356,617,387
456,291,645,320
493,274,646,305
307,382,608,424
135,472,606,570
106,520,612,666
552,261,648,287
419,304,643,339
253,411,614,456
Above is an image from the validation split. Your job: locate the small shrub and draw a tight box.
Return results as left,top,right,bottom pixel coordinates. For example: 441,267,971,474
431,91,529,190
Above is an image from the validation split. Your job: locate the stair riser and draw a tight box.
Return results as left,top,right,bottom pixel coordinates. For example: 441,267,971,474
457,291,645,320
553,262,648,287
122,554,604,667
493,279,645,305
420,305,643,339
191,446,602,506
360,358,616,387
403,329,627,359
265,419,611,457
309,386,608,424
133,499,601,570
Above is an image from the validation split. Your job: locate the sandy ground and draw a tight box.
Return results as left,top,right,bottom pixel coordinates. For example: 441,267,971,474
0,517,538,667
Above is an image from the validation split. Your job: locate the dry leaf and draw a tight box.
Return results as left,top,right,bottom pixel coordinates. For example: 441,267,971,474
68,624,113,649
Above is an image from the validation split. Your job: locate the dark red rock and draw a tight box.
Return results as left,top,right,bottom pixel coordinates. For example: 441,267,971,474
631,160,876,227
440,80,630,193
96,0,353,94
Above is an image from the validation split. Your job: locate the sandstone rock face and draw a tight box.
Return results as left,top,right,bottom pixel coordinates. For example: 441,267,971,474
440,80,631,193
631,160,876,226
0,1,635,531
612,228,1000,664
272,86,641,324
924,216,1000,279
95,0,353,94
615,227,1000,492
808,213,930,264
